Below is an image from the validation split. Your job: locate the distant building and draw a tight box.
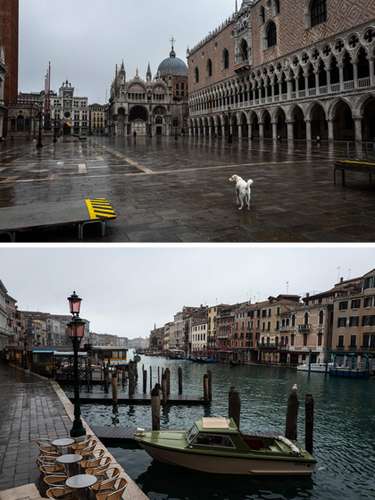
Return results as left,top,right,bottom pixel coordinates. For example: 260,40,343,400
127,337,148,350
89,103,107,135
90,332,128,348
191,317,208,353
52,80,88,136
149,326,164,351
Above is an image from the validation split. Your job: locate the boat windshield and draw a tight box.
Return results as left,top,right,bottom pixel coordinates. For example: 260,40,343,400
187,425,199,444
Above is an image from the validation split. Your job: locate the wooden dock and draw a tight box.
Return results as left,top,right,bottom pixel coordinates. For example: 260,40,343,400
71,394,211,406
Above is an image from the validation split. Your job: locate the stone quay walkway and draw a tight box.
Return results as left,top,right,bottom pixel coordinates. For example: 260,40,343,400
0,362,147,499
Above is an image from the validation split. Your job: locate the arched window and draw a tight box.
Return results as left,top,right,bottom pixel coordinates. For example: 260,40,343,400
260,6,265,24
310,0,327,27
195,67,200,83
266,21,277,48
207,59,213,77
240,39,248,62
223,49,230,70
319,311,324,325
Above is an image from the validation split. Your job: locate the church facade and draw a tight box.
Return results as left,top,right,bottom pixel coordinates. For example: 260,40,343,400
108,45,189,137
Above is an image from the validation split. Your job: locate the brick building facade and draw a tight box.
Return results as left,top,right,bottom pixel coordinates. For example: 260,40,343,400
0,0,18,106
188,0,375,145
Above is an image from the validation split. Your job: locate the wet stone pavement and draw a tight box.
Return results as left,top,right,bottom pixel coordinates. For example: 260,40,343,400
0,363,71,491
0,136,374,242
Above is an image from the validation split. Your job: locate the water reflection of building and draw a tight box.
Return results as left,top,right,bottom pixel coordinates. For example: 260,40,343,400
109,43,189,137
188,0,375,144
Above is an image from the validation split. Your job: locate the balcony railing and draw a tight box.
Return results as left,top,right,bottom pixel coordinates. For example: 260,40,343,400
298,325,311,333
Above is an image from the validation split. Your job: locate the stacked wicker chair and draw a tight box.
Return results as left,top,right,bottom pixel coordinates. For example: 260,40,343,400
35,435,128,499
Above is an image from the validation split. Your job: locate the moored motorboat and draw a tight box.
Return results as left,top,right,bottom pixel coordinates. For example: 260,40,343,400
297,362,333,373
134,417,316,476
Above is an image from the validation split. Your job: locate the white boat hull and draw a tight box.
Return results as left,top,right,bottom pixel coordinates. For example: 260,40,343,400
139,443,315,476
297,363,333,373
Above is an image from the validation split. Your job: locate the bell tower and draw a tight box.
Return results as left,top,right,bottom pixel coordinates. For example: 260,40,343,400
0,0,19,105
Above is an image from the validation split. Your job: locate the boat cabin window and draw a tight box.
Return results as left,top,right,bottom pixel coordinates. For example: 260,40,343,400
187,425,200,444
193,433,235,449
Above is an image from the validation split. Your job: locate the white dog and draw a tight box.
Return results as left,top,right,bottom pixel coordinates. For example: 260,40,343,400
229,175,254,210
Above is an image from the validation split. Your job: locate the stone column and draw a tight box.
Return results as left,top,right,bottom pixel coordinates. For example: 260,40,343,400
0,114,3,139
315,71,320,95
238,124,242,139
327,119,334,142
271,81,275,102
326,68,331,92
354,117,362,143
259,122,265,140
222,124,225,137
208,124,212,137
339,63,344,91
305,119,312,142
272,121,277,142
248,121,252,140
304,75,309,95
370,58,375,87
287,79,292,100
295,77,299,95
287,121,294,143
278,80,283,97
353,61,359,89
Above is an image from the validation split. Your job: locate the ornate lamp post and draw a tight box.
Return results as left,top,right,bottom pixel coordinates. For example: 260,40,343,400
67,291,86,438
36,105,43,149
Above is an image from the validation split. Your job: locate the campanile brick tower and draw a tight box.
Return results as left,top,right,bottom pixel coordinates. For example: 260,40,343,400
0,0,19,106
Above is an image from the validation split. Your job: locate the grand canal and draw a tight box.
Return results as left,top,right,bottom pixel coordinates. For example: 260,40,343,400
80,356,375,500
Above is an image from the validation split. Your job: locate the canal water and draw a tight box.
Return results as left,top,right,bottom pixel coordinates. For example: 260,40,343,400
80,356,375,500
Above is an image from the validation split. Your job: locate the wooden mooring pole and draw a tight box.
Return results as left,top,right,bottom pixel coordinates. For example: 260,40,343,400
128,361,136,397
158,366,160,383
178,367,183,395
143,368,147,394
305,394,314,453
228,386,241,429
111,370,118,406
151,384,161,431
285,384,299,441
203,374,209,401
207,369,212,402
161,372,168,405
149,366,152,392
165,368,171,396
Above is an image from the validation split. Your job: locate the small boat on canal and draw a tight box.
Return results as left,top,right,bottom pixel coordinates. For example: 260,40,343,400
134,417,316,476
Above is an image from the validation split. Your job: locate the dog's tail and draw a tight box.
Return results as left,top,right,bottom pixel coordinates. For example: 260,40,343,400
247,179,254,188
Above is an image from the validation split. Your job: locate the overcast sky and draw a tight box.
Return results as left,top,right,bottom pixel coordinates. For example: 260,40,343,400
19,0,236,103
0,247,373,339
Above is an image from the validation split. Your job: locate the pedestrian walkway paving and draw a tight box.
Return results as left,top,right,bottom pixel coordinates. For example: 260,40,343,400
0,363,72,491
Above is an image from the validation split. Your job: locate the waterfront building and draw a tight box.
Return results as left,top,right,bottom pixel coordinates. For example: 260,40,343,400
127,337,148,350
149,325,165,352
89,103,107,135
232,302,256,361
0,280,11,353
191,317,208,353
108,44,189,137
216,305,236,362
187,0,375,144
332,269,375,371
90,332,128,347
173,311,186,352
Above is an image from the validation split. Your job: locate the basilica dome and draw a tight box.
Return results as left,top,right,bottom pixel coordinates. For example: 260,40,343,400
157,48,188,78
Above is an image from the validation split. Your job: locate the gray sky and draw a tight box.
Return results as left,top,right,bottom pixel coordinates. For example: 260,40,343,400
19,0,236,103
0,247,374,339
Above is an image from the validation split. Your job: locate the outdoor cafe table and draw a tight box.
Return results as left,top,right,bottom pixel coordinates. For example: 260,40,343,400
66,474,97,499
56,453,82,476
52,437,75,453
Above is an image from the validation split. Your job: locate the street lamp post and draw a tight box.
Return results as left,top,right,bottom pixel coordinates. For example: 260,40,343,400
67,291,86,438
36,108,43,149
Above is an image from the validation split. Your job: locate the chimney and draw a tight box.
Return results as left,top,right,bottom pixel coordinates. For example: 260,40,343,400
340,277,344,283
